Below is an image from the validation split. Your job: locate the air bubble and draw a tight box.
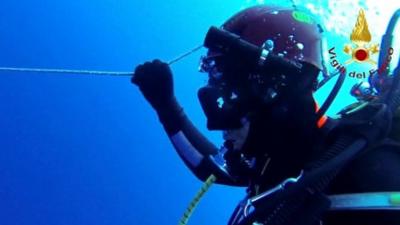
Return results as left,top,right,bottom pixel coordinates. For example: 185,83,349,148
230,92,238,100
217,97,224,108
297,43,304,50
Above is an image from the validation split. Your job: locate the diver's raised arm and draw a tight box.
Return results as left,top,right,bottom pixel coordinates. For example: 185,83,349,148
132,60,242,185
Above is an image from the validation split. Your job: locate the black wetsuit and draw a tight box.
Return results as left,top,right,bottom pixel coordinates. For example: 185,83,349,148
155,97,400,225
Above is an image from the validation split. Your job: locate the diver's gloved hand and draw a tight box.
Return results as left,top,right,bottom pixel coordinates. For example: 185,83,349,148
132,59,175,111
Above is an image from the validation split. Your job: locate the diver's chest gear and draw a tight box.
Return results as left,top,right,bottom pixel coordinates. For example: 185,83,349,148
226,101,394,225
225,62,400,224
228,172,304,225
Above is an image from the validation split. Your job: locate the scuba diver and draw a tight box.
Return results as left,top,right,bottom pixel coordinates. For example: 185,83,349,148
132,5,400,225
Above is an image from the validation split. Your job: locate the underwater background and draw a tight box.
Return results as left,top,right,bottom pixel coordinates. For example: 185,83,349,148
0,0,400,224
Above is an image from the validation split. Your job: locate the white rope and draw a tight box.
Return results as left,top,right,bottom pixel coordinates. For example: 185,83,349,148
0,45,203,77
168,45,203,65
0,67,133,76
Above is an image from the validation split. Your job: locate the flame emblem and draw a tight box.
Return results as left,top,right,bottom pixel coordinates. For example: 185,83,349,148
344,9,379,65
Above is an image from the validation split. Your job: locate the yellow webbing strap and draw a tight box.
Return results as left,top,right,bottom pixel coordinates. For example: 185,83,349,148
178,174,217,225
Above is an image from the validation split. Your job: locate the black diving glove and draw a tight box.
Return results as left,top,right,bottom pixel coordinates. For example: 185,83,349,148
132,59,175,111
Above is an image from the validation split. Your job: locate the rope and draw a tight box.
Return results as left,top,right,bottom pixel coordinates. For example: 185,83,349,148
0,45,203,77
0,67,133,76
168,45,203,65
178,174,217,225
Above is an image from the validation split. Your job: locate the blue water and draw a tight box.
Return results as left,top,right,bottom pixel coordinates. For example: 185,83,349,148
0,0,398,225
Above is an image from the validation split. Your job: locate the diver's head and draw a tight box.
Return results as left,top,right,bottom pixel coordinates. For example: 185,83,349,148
198,5,324,132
